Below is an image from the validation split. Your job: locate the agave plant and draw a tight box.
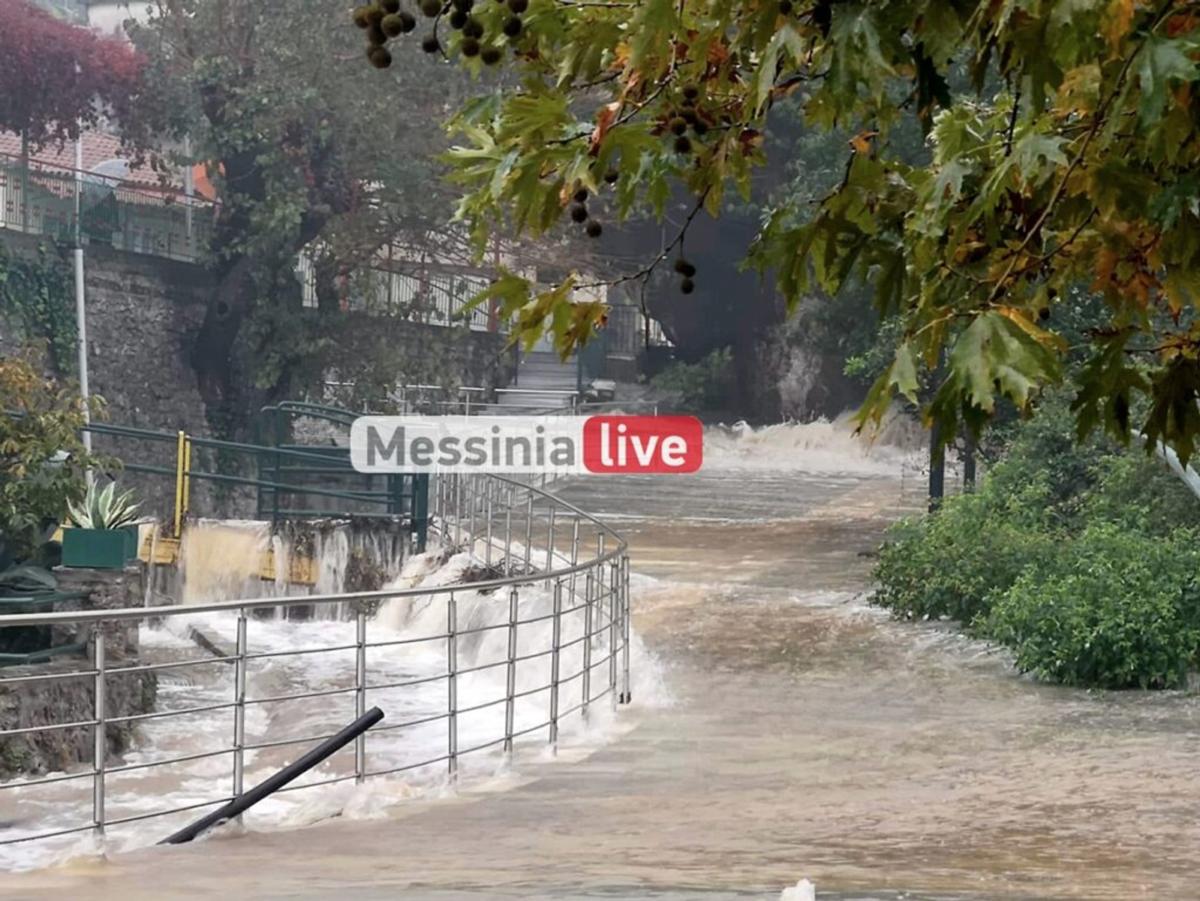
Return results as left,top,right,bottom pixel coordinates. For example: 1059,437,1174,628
67,481,141,530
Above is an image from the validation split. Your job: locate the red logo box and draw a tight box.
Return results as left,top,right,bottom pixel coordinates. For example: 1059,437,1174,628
582,416,703,474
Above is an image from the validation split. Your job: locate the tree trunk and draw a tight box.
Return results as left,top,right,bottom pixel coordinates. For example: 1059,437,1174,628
191,256,260,437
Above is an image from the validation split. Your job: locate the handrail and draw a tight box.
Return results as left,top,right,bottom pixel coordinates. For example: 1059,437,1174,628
159,707,385,845
0,468,633,860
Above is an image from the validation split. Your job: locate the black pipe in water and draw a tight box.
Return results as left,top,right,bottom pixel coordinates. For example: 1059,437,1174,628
159,706,385,845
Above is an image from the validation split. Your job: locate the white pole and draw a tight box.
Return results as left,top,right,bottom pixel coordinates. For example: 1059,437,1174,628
183,135,194,256
73,130,92,455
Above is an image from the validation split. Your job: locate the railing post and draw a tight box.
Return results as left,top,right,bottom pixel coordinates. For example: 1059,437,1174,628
503,485,514,574
504,586,518,754
484,478,494,567
544,506,557,584
523,492,533,572
608,554,618,709
92,628,106,839
233,611,247,806
182,434,193,521
173,430,186,537
355,609,367,783
549,579,562,750
453,474,463,549
621,554,632,705
582,569,594,718
568,515,580,606
447,592,458,780
467,474,478,552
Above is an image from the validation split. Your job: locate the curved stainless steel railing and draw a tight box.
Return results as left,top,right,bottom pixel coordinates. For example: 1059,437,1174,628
0,472,631,856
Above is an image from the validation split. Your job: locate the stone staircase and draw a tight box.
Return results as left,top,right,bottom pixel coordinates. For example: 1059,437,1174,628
499,347,578,412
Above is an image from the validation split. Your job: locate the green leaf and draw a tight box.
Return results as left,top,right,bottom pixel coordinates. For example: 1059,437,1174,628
1138,37,1198,125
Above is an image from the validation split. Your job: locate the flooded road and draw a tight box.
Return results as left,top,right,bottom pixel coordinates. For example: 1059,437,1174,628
4,428,1200,899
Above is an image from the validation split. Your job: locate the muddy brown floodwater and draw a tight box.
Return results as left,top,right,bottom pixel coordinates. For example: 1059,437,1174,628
4,460,1200,899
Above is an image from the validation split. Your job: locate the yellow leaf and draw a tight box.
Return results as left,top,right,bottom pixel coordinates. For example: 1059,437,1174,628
1054,64,1101,115
996,306,1068,351
1103,0,1138,53
589,101,621,156
849,130,878,155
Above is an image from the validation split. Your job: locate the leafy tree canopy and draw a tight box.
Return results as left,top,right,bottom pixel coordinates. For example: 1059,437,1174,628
0,0,143,150
357,0,1200,460
126,0,477,434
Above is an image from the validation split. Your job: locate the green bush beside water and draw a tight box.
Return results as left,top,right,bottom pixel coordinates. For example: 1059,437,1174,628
873,399,1200,689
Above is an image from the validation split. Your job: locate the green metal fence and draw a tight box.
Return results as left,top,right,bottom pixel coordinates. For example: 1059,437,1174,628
84,411,429,548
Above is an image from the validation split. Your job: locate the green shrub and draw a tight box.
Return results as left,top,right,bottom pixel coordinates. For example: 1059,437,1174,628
873,491,1054,625
985,525,1200,689
650,348,733,412
872,390,1200,689
1080,452,1200,538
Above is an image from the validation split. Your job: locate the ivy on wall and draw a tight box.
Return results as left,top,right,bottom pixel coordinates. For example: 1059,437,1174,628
0,241,76,374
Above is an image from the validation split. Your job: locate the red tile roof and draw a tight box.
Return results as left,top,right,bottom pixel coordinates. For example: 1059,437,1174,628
0,128,175,188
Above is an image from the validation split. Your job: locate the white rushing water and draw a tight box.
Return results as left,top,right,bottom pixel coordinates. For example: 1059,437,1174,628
701,414,924,475
0,546,666,872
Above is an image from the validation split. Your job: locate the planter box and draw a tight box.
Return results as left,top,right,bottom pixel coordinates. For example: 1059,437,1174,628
61,526,138,570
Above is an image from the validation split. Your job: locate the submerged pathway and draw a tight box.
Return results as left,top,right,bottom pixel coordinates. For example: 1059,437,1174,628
5,451,1200,899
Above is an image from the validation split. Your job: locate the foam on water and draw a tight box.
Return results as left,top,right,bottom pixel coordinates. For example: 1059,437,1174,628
701,413,922,476
0,547,665,872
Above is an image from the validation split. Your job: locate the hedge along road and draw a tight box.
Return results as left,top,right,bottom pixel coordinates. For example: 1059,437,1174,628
3,429,1199,900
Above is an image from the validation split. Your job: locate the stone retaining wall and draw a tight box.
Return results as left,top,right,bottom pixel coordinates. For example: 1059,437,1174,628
0,566,157,780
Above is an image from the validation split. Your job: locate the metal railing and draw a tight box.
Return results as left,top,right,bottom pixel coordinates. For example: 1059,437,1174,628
0,471,631,858
0,154,211,263
83,419,428,542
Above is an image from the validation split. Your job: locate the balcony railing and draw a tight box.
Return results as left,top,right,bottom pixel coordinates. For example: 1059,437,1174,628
0,154,211,263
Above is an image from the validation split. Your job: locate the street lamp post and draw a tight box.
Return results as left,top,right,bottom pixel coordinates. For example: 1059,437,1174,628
73,130,92,457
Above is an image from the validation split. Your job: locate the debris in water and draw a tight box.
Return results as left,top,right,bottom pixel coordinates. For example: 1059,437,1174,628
780,878,816,901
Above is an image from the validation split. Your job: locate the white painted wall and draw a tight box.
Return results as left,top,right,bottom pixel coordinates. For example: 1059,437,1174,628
86,1,147,37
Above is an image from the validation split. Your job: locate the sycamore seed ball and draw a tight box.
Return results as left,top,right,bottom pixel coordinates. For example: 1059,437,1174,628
420,0,441,16
461,36,481,56
368,45,393,68
367,23,387,44
353,5,373,28
449,9,467,28
586,220,603,238
502,15,522,36
463,17,484,38
680,278,695,294
569,202,588,223
481,45,503,64
381,13,406,36
508,0,528,12
421,33,441,52
669,116,688,136
674,135,692,154
399,10,416,30
381,0,401,11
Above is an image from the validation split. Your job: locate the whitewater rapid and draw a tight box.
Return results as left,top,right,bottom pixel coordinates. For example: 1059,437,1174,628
0,546,667,872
